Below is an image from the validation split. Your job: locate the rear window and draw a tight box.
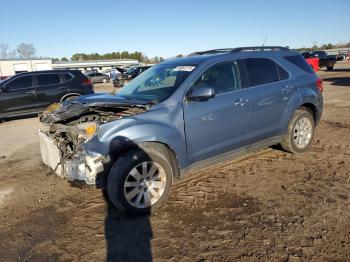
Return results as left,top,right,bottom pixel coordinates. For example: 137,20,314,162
37,74,61,86
284,55,314,74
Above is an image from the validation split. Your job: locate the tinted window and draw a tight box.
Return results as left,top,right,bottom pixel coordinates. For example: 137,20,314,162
277,64,289,80
242,58,279,87
38,74,61,86
6,75,33,90
284,55,314,74
193,62,239,94
61,73,74,82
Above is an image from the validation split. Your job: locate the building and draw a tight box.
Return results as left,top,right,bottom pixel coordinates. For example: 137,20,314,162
0,59,52,78
325,47,350,57
52,59,140,73
0,58,141,79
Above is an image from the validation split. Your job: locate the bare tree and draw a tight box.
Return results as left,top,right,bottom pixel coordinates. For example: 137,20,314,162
7,50,17,59
0,44,9,59
17,43,36,59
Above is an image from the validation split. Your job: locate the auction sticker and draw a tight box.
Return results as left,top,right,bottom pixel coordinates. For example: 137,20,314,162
174,66,196,72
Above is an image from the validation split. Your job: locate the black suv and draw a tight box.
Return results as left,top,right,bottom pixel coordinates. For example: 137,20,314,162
0,70,94,120
113,66,152,87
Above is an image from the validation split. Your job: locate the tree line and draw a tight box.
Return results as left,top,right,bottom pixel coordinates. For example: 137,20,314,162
294,42,350,52
65,51,166,64
2,42,350,62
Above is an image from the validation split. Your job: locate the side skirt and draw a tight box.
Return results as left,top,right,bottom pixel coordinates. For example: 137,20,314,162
180,136,282,177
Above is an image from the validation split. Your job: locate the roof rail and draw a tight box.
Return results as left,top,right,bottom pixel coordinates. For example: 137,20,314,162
230,46,290,52
188,46,290,56
188,48,234,56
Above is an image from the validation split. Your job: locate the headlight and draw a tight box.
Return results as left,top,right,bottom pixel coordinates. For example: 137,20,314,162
45,103,62,113
77,123,97,141
85,123,97,138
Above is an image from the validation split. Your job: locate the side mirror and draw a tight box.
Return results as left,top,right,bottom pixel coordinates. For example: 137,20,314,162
187,86,216,101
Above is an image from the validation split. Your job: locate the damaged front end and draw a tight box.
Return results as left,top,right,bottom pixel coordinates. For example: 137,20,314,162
38,94,149,185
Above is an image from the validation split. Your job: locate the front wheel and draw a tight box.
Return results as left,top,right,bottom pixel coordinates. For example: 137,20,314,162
280,109,315,153
107,148,173,215
327,66,334,70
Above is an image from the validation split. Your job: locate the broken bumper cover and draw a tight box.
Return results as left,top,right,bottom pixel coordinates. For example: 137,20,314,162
38,130,104,185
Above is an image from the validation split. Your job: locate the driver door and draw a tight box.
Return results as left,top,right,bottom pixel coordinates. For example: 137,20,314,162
183,61,252,164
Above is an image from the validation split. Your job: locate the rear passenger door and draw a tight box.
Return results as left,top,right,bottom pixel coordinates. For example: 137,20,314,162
183,61,252,164
35,73,67,110
238,58,295,140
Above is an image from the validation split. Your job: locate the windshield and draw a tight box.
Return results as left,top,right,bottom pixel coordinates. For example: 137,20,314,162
117,64,196,102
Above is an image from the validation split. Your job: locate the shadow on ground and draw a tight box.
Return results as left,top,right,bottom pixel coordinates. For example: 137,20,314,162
323,77,350,86
103,190,153,262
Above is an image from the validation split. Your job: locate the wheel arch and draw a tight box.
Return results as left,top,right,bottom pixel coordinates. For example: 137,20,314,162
109,139,181,180
299,103,317,122
60,93,81,102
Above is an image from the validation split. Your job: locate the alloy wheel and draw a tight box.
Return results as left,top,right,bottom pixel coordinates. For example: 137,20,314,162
293,117,313,149
123,161,167,208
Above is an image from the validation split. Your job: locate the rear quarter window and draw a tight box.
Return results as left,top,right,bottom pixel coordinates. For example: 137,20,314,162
61,73,74,82
284,55,314,74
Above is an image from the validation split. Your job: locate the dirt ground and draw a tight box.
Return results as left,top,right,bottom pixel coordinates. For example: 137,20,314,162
0,62,350,262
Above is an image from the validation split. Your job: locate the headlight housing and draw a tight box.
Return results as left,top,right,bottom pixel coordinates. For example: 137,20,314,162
77,123,97,142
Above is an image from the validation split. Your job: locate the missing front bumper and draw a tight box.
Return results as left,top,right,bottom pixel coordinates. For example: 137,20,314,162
38,130,104,185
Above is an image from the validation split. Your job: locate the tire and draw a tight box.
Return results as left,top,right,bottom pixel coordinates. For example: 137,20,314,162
327,66,334,70
107,147,173,215
280,109,315,154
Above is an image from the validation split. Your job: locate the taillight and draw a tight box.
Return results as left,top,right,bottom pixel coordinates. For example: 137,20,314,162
82,78,93,86
316,78,323,92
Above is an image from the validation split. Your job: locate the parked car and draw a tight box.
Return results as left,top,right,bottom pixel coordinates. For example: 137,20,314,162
0,70,94,120
303,51,337,70
87,72,110,84
113,66,152,87
102,67,125,78
39,46,323,214
301,52,319,71
337,53,347,61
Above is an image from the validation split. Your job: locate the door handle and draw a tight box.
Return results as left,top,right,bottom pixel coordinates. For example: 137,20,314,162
26,90,35,94
234,98,248,106
281,85,292,92
58,86,67,90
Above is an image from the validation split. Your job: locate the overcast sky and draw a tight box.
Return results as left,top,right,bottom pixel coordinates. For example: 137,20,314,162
1,0,349,58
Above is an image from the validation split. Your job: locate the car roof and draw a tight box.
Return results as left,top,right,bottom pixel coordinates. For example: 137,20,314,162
13,69,81,77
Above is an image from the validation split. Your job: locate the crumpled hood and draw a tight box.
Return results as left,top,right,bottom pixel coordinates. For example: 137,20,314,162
40,93,150,124
70,93,150,106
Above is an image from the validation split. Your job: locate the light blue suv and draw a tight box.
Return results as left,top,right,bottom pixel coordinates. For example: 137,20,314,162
39,46,323,214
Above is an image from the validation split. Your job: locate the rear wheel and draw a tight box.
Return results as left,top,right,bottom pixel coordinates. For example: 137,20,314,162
280,109,315,153
107,148,173,214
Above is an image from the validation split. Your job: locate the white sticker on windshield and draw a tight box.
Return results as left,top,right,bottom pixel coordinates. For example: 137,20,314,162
174,66,196,72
